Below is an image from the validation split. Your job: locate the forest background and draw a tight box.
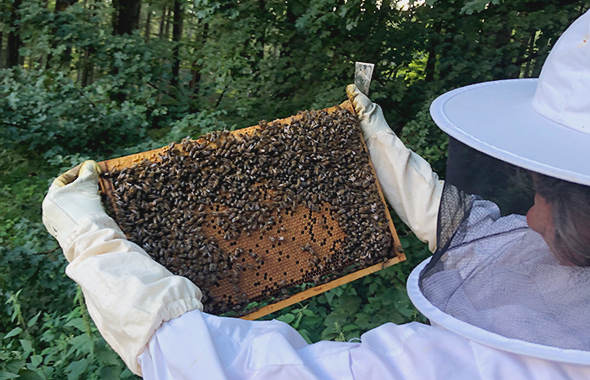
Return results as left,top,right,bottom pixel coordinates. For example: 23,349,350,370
1,0,588,378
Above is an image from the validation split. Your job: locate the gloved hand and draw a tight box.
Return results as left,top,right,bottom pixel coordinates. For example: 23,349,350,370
346,84,391,141
346,84,443,252
42,161,203,376
42,160,107,259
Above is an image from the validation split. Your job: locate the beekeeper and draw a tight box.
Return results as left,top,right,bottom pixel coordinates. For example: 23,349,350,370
42,10,590,380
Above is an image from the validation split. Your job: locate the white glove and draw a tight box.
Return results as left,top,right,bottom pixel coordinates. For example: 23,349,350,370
347,84,444,252
42,161,107,257
346,84,391,141
42,161,203,376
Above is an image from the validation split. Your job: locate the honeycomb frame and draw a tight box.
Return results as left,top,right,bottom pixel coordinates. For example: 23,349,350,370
98,100,405,319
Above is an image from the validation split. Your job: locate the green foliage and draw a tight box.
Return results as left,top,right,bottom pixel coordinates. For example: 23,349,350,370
460,0,501,15
1,0,589,377
399,94,449,176
1,68,148,156
0,148,74,325
0,289,137,379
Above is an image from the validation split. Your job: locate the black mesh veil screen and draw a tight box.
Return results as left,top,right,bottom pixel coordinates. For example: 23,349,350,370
445,137,535,216
419,137,590,351
423,137,535,274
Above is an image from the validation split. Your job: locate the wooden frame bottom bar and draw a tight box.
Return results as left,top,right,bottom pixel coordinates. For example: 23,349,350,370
241,253,407,320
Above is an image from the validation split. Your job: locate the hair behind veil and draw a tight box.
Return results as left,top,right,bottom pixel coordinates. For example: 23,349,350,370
534,174,590,267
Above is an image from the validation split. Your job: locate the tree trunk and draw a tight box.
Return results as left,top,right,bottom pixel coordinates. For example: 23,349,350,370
171,0,183,86
81,48,95,86
80,0,98,85
164,8,171,40
425,22,442,83
144,10,152,40
522,30,536,78
0,31,4,68
7,0,23,68
159,6,167,39
112,0,142,35
189,22,209,98
253,0,265,71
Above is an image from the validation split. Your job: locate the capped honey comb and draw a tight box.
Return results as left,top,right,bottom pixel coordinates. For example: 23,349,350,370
98,101,404,318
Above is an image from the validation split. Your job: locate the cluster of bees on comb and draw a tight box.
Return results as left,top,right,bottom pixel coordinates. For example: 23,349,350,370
102,107,395,315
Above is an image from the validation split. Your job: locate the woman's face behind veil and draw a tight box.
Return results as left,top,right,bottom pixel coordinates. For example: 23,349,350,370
526,192,558,258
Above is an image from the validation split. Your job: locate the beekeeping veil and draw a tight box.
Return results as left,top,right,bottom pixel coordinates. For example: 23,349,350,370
410,9,590,361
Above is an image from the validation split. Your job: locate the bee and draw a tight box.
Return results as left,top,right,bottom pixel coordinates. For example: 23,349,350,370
103,106,396,316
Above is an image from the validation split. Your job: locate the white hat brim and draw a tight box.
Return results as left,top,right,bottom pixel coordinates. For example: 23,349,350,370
430,78,590,186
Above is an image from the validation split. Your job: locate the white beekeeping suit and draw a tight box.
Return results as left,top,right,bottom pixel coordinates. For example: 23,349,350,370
41,10,590,380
